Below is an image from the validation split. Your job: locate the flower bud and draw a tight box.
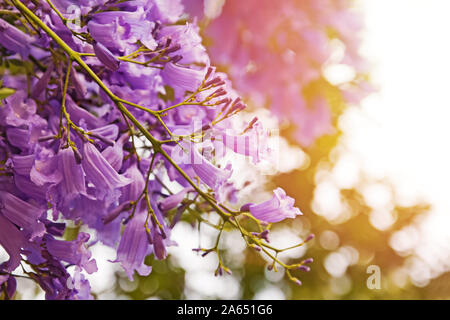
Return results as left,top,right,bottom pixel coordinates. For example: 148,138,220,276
93,41,120,71
305,234,315,242
298,265,311,272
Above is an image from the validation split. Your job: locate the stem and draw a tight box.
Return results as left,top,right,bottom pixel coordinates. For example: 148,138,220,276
45,0,66,23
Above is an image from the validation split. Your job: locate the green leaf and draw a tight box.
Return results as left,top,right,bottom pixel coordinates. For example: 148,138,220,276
0,87,16,99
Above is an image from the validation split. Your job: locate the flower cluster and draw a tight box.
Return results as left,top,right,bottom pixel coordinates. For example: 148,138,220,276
0,0,310,299
184,0,372,146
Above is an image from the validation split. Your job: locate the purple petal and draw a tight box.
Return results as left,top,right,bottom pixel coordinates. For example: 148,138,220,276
216,120,269,163
30,152,62,186
70,67,88,98
114,211,151,280
152,227,167,260
66,95,103,129
82,142,132,196
58,148,87,199
159,23,209,65
0,215,26,272
102,134,127,171
161,62,206,96
11,155,35,176
0,192,46,240
159,187,194,212
14,174,48,201
89,124,119,142
151,0,184,23
6,127,30,151
0,18,34,58
31,63,54,99
249,188,302,223
93,41,120,71
46,233,98,274
190,145,232,191
120,162,145,202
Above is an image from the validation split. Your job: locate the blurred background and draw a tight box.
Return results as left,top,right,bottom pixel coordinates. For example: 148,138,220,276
9,0,450,299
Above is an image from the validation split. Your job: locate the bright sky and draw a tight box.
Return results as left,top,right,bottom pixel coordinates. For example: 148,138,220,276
341,0,450,280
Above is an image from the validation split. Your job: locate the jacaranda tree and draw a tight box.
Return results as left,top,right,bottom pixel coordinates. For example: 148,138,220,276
0,0,321,299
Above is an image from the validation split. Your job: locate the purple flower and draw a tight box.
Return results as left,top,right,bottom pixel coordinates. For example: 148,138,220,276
30,149,62,187
159,186,194,212
14,174,48,201
0,91,41,128
158,23,209,65
0,191,46,240
151,226,167,260
27,248,81,300
215,119,270,164
102,134,128,171
0,0,315,298
57,148,88,200
65,95,104,129
31,63,54,99
114,210,152,281
88,10,157,51
82,142,132,198
45,233,98,274
0,18,34,58
0,215,26,272
69,267,94,300
246,188,302,223
119,162,146,202
70,66,88,98
93,41,120,71
161,62,206,97
11,155,35,176
6,127,30,151
150,0,184,23
89,124,119,143
0,273,17,299
189,144,232,194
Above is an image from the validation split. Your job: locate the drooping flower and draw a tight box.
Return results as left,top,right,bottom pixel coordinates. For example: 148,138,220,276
114,210,152,281
101,133,128,171
158,23,209,65
88,9,157,52
0,18,34,58
56,147,88,200
159,186,194,212
160,62,206,97
151,225,167,260
189,143,233,194
81,142,132,198
30,63,54,99
0,191,46,240
0,215,27,272
45,232,98,274
243,188,302,223
214,118,270,164
0,273,17,299
93,41,120,71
